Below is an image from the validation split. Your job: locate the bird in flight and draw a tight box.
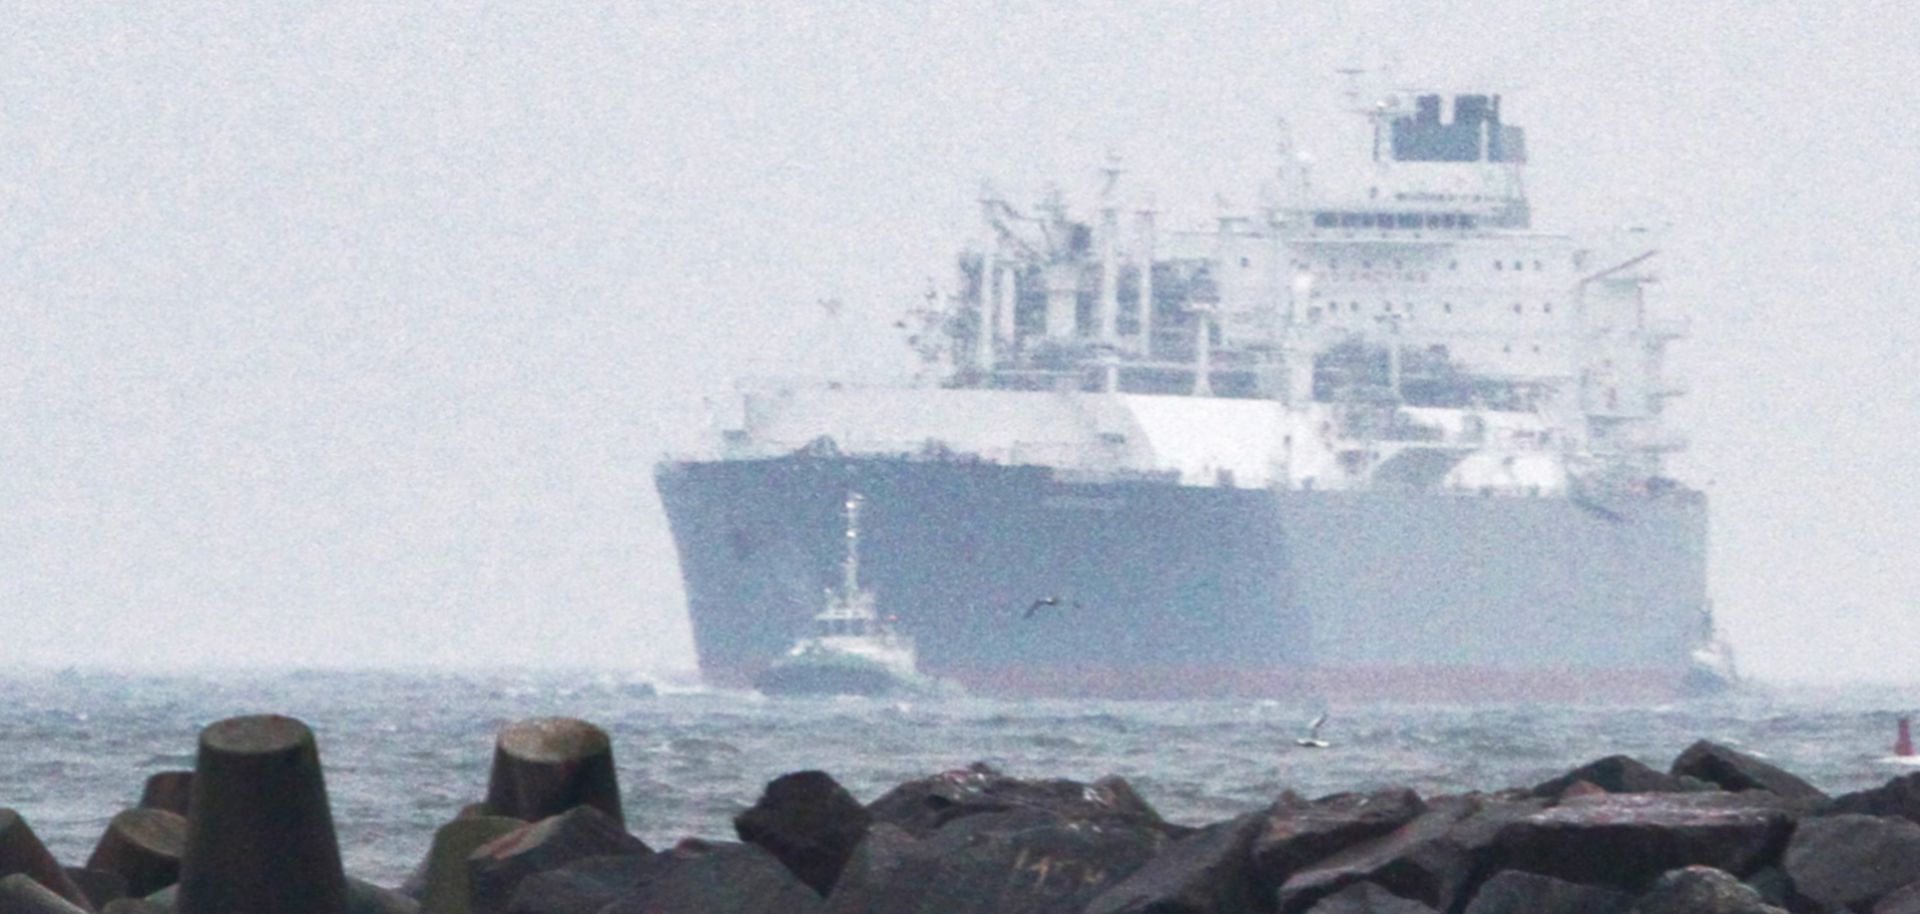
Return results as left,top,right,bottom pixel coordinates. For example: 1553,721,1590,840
1296,712,1330,749
1024,596,1079,619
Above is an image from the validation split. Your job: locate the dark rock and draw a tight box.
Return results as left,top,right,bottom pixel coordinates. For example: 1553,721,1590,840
821,824,917,913
1740,867,1791,908
135,773,192,818
1627,865,1786,914
0,809,92,908
1670,741,1827,802
826,808,1166,914
1559,780,1609,801
1280,792,1552,914
1783,813,1920,912
733,770,871,897
176,714,350,914
1251,789,1427,889
1084,811,1269,914
503,854,663,914
0,874,90,914
1461,870,1632,914
1303,882,1436,914
483,718,624,826
466,806,649,914
64,866,129,908
1493,792,1796,893
1093,776,1165,822
865,763,1171,838
1531,756,1707,798
86,807,186,897
1406,795,1549,911
597,842,824,914
1828,771,1920,824
1276,795,1482,913
1877,882,1920,914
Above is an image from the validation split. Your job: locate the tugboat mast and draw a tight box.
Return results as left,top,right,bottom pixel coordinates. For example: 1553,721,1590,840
840,492,864,597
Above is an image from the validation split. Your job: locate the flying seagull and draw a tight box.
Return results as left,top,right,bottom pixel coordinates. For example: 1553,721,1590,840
1296,713,1330,749
1024,596,1079,619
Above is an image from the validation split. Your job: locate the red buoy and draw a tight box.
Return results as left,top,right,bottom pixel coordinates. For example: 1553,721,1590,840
1898,717,1914,758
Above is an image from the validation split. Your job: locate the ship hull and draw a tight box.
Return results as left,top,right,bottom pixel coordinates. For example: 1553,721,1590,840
655,454,1710,700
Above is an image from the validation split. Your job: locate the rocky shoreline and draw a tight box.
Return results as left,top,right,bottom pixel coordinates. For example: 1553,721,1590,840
3,713,1919,913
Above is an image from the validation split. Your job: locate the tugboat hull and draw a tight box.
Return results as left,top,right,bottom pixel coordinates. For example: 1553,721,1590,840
753,656,917,697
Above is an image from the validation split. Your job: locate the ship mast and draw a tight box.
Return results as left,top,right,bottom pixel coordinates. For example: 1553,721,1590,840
840,492,864,595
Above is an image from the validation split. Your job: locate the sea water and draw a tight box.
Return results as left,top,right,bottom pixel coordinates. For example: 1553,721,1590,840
2,669,1915,885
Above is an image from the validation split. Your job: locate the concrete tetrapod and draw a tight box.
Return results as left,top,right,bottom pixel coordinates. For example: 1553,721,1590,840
86,808,185,898
483,719,623,826
62,867,128,909
417,816,525,914
135,773,192,818
0,873,90,914
0,809,92,908
175,714,349,914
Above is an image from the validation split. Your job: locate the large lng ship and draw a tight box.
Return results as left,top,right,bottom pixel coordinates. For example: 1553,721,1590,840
656,90,1725,700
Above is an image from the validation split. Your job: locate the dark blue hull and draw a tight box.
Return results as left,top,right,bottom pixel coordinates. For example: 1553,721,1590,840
655,455,1710,699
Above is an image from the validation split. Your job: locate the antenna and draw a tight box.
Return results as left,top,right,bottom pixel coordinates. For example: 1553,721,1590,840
1335,65,1366,110
1099,150,1123,199
841,492,865,594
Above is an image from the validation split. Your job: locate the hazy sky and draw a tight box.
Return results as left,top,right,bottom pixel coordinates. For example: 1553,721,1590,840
4,2,1916,682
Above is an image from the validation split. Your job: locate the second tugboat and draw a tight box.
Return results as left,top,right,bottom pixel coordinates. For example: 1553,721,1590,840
754,493,945,697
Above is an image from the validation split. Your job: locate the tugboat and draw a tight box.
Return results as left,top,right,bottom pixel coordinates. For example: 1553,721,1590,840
1681,601,1739,696
754,493,942,697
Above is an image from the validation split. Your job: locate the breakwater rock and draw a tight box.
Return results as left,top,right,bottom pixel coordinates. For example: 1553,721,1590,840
5,715,1920,913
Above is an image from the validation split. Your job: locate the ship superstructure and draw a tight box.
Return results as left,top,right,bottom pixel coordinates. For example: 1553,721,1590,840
658,90,1716,699
869,91,1682,496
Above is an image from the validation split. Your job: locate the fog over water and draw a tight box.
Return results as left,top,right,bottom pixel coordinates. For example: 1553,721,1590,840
4,3,1916,683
